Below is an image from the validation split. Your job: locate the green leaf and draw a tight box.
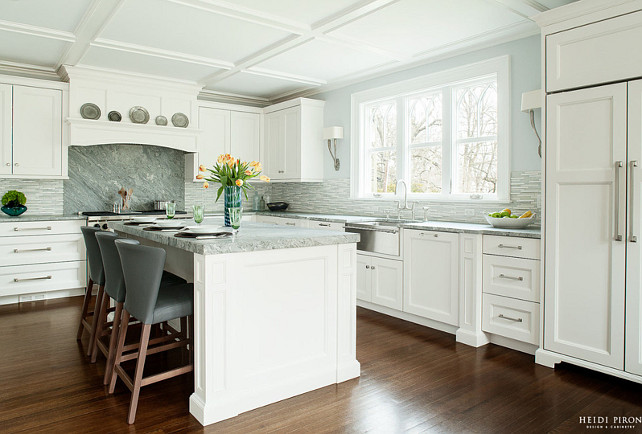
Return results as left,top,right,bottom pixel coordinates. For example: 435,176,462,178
216,185,224,202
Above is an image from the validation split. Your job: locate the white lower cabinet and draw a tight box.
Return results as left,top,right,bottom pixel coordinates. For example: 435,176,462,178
482,294,539,345
0,220,86,305
403,230,459,326
356,253,402,310
255,215,308,227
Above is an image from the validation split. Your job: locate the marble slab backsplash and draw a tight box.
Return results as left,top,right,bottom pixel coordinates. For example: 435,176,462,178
186,171,541,226
0,179,64,215
63,144,185,214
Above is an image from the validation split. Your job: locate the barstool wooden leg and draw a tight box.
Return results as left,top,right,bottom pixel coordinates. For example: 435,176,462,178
87,285,105,357
103,301,123,385
128,323,151,425
91,292,110,363
109,310,130,394
76,278,94,340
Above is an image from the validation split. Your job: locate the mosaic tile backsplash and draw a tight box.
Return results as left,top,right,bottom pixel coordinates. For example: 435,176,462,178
0,179,64,215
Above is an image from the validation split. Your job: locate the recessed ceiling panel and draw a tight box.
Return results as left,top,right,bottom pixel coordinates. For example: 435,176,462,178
0,30,68,67
101,0,293,63
329,0,525,57
206,72,307,99
0,0,92,32
222,0,364,26
80,46,223,82
256,39,394,82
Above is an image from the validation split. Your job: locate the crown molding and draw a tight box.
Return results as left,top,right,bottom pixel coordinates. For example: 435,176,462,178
534,0,642,29
0,61,60,82
198,88,270,107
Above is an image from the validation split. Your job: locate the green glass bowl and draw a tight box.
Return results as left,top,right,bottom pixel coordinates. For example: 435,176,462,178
1,205,27,216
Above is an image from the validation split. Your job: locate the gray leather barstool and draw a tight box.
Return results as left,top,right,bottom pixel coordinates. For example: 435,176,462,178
78,226,106,357
110,240,194,424
94,233,187,383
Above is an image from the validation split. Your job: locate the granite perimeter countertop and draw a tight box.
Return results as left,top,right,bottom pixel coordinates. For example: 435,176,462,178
256,212,541,239
111,221,359,255
0,213,86,222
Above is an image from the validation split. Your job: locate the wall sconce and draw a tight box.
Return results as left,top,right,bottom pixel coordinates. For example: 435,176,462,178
324,126,343,171
521,89,543,158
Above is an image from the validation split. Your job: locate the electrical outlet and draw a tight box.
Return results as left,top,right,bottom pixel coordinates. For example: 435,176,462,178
465,209,475,216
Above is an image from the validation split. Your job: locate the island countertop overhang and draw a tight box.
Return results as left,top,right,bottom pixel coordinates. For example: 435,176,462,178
110,222,360,255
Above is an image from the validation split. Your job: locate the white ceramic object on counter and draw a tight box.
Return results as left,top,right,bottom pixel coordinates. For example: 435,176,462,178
131,216,157,224
484,214,535,229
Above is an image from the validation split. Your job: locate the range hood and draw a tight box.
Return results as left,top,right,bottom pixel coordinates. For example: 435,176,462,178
61,66,202,152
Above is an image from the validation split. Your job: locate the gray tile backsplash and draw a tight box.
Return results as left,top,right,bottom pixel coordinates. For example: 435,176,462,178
0,179,64,215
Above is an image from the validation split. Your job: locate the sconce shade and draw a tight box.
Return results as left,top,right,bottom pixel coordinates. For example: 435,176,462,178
521,89,542,112
323,126,344,140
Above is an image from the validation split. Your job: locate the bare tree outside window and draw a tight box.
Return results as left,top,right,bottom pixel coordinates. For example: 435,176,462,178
408,93,442,193
367,102,397,193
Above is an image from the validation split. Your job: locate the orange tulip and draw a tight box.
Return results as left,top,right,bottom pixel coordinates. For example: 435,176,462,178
244,170,252,176
260,175,270,182
217,155,224,164
196,174,204,179
199,164,206,172
203,181,209,189
235,179,243,187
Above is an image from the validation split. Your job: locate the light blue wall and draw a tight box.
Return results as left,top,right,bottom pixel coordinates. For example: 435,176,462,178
314,35,542,180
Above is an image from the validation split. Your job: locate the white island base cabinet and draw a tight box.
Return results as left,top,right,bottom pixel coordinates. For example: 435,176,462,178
189,244,359,425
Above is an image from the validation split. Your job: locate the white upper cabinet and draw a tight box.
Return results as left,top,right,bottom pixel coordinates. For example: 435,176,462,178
198,106,230,168
545,10,642,92
263,98,324,182
0,84,11,175
12,85,63,177
403,229,459,326
230,111,260,164
544,83,627,369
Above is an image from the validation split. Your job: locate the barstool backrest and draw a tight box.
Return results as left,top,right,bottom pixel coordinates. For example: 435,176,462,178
115,240,166,325
80,226,105,285
96,232,139,303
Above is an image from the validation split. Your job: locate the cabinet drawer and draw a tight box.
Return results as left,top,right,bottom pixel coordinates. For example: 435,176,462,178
0,220,84,237
0,261,86,297
483,235,540,260
546,11,642,92
0,234,85,266
482,294,539,345
308,221,344,231
483,254,540,302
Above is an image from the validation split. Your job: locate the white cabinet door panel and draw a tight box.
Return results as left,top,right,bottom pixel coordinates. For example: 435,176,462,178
626,80,642,376
356,254,371,302
545,84,627,369
0,84,11,175
198,107,229,168
231,111,260,164
265,111,283,179
403,230,459,326
371,257,402,310
12,86,62,176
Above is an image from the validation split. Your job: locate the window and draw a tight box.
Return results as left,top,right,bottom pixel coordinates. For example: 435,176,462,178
352,56,509,201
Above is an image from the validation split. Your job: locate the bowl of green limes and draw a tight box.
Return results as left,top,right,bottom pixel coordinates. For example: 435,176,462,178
485,209,535,229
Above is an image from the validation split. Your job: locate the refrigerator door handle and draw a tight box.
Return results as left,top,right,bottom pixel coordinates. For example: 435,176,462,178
631,160,638,243
615,161,623,241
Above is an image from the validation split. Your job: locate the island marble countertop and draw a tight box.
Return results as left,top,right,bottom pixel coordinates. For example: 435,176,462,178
0,213,86,222
110,221,359,255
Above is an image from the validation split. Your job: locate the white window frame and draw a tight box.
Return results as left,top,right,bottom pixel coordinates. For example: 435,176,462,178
351,56,510,202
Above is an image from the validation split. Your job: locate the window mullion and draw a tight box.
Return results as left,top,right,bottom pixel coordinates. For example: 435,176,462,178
442,87,453,195
396,96,405,187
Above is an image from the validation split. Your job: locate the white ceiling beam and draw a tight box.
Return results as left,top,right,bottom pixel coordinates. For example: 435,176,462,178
244,67,327,86
317,34,409,62
91,38,234,70
0,19,75,42
488,0,549,19
57,0,125,69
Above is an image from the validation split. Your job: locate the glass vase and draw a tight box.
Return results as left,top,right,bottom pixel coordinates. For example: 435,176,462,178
223,185,242,227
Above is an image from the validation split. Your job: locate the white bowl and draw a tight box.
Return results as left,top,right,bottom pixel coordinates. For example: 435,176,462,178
131,216,157,223
485,214,536,229
156,219,181,227
183,225,226,234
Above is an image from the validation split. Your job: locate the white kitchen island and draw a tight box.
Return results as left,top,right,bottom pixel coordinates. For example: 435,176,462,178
110,222,360,426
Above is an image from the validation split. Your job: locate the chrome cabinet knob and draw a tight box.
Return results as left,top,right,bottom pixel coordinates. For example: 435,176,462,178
14,163,18,166
5,163,9,166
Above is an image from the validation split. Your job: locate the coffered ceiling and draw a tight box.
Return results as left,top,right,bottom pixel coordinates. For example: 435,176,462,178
0,0,578,104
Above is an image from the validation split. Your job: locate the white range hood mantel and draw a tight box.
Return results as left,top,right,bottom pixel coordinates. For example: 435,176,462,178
67,118,201,152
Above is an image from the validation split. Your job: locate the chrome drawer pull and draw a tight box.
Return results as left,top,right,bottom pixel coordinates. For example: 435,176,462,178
14,275,53,282
631,160,638,243
14,226,52,231
318,223,330,227
615,161,624,241
285,222,295,226
14,247,52,253
498,244,522,250
498,314,523,322
498,273,523,281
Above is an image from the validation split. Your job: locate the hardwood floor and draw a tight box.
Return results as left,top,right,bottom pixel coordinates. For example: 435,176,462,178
2,297,642,433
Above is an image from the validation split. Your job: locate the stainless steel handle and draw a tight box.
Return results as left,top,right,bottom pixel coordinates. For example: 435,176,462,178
278,170,284,173
345,225,398,234
318,223,331,227
498,314,523,323
14,247,52,253
615,161,624,241
371,266,375,270
498,243,522,250
631,161,638,243
285,222,295,226
5,163,9,167
14,163,18,166
14,275,52,282
14,226,52,231
499,273,523,281
365,265,370,269
433,234,438,238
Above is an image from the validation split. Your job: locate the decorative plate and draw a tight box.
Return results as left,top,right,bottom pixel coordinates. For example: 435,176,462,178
171,112,189,128
80,103,101,120
107,111,122,122
129,106,150,124
155,115,168,126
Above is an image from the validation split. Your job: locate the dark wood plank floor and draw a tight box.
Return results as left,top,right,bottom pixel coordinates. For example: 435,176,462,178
2,296,642,433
